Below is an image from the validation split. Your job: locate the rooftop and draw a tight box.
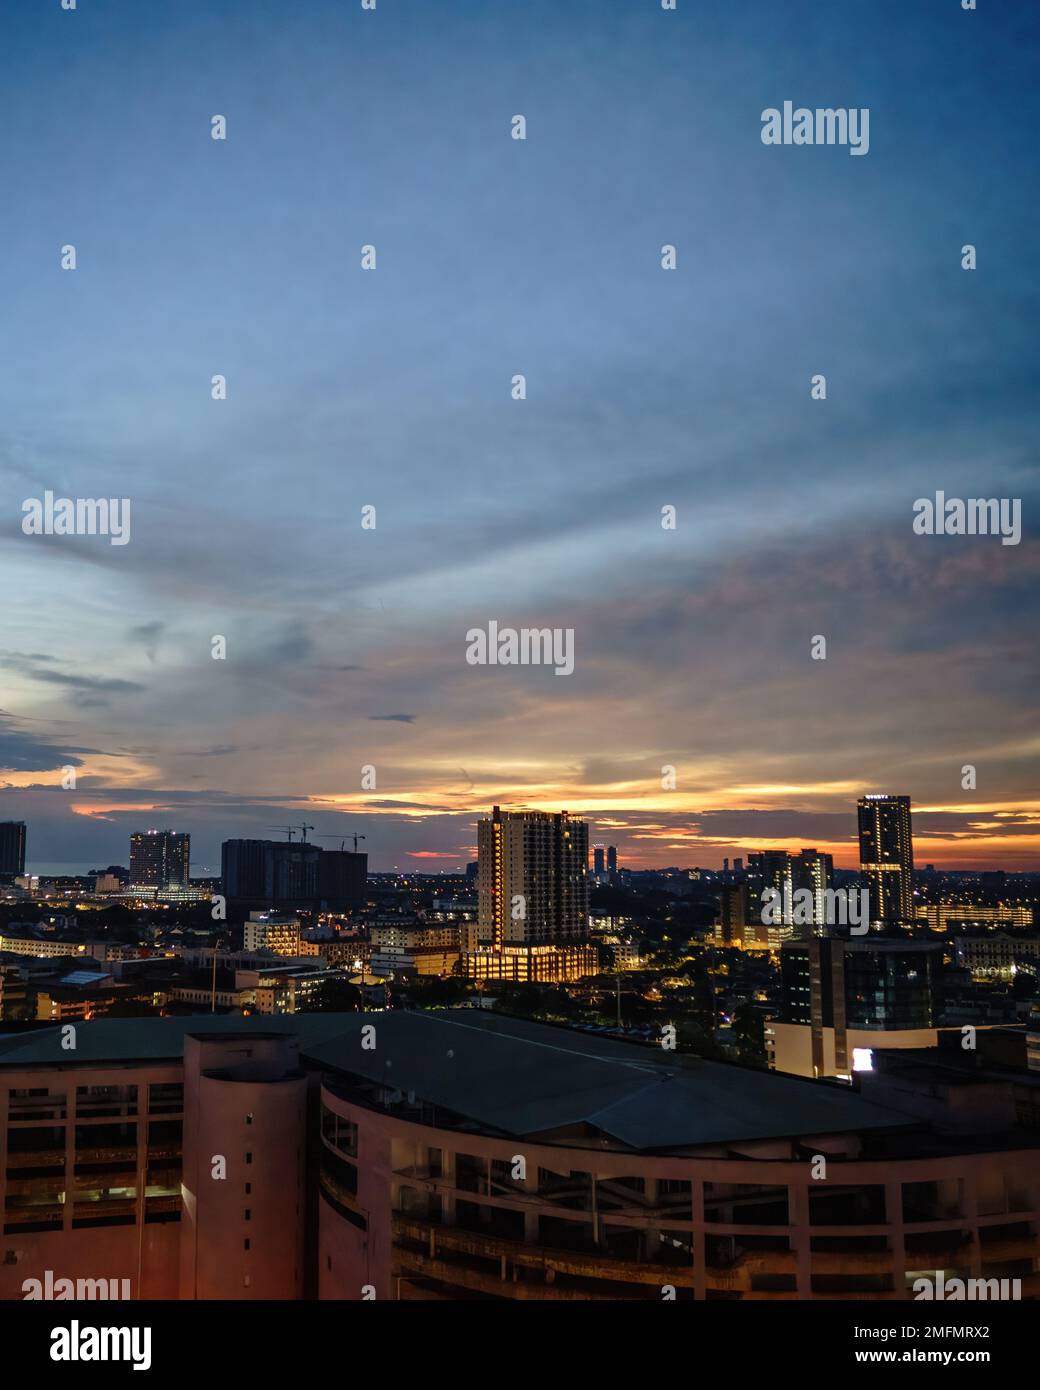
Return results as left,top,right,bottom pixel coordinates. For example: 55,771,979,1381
306,1010,913,1149
0,1009,914,1150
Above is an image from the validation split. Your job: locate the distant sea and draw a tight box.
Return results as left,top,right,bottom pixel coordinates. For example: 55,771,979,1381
27,863,105,877
26,863,220,877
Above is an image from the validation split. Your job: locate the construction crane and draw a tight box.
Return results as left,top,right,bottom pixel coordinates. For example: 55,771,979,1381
266,824,316,842
315,832,367,853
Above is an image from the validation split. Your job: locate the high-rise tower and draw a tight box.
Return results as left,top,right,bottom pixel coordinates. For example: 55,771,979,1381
130,829,190,891
465,807,594,982
858,795,914,925
0,823,27,880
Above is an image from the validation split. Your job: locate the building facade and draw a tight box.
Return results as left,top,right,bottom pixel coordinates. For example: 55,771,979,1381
130,831,190,892
464,807,592,981
221,840,365,914
773,938,945,1079
243,913,302,956
713,884,749,947
858,795,914,925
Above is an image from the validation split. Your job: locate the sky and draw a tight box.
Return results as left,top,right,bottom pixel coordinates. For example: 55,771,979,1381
0,0,1037,875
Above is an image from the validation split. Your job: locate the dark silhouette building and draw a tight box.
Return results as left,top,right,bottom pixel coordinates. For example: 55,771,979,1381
0,822,26,881
222,839,366,914
317,849,368,912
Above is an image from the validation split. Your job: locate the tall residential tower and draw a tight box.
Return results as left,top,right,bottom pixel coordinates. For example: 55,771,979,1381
858,795,914,925
464,807,595,982
129,829,190,893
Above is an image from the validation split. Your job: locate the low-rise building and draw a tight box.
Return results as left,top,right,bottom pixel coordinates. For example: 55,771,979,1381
243,912,301,956
955,933,1040,980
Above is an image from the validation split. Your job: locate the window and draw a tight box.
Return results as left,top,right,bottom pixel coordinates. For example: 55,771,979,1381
244,1238,251,1251
76,1085,138,1118
245,1183,251,1195
246,1113,253,1125
244,1209,251,1221
320,1109,358,1157
148,1083,183,1115
245,1152,252,1165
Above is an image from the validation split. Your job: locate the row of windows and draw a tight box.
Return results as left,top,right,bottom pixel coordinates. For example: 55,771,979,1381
7,1084,184,1121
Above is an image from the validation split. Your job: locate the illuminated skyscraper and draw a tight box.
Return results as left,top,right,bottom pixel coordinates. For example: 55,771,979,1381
858,795,914,924
713,883,749,946
747,850,795,945
792,848,835,931
746,848,834,942
465,807,593,981
593,845,605,878
130,829,190,891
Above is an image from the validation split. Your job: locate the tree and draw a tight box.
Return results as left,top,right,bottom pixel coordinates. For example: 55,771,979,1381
306,976,362,1013
733,1002,767,1068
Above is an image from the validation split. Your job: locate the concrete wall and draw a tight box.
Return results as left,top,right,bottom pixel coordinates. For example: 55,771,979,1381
179,1033,307,1299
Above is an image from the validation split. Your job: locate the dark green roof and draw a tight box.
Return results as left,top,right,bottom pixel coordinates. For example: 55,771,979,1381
0,1010,911,1151
0,1013,349,1065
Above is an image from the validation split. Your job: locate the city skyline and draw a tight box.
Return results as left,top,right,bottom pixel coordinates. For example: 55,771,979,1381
2,0,1037,874
6,785,1040,880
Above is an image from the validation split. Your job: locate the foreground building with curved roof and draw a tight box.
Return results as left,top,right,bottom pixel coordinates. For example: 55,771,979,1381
0,1010,1037,1300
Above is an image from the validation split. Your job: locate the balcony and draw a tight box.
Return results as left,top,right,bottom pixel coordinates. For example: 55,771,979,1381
394,1215,695,1296
811,1248,894,1275
5,1149,65,1170
4,1174,65,1199
977,1234,1038,1264
74,1145,138,1165
4,1202,63,1228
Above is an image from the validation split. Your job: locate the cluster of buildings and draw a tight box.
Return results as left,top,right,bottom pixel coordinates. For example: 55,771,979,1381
714,795,917,948
0,825,370,916
591,843,620,885
0,924,315,1024
0,796,1038,1303
4,801,1037,1077
702,796,1040,1082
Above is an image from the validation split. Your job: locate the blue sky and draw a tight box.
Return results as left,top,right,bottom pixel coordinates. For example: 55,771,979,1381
1,0,1037,872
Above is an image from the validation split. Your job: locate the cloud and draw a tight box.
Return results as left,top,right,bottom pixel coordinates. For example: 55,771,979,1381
0,711,93,774
131,621,164,663
368,714,417,723
1,652,146,697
